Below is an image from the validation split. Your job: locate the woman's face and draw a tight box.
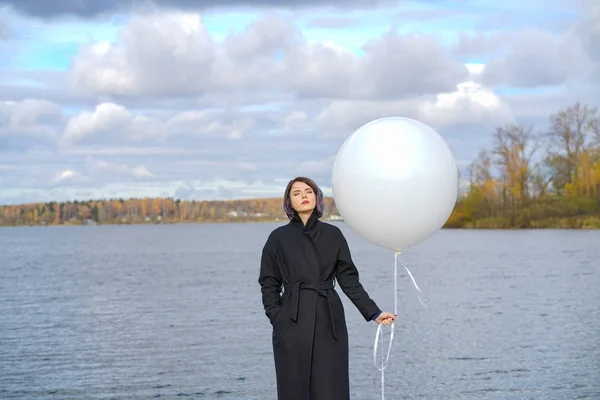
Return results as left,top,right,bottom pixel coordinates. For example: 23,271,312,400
289,181,316,214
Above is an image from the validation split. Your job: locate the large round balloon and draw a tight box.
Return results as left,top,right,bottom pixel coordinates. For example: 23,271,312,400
331,117,459,251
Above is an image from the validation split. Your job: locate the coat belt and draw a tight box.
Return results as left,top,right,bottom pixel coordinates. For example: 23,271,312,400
283,280,338,340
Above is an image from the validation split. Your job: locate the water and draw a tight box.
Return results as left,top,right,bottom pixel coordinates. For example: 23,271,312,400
1,223,599,399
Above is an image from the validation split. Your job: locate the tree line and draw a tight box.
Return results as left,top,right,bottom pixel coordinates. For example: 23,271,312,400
446,101,600,228
1,102,599,228
0,196,341,226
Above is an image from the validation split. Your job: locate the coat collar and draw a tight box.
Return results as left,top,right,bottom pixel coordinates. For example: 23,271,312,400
290,209,320,231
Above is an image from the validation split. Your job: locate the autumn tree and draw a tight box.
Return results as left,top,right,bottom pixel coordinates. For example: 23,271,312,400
492,124,540,210
78,204,91,220
464,149,497,219
545,102,600,193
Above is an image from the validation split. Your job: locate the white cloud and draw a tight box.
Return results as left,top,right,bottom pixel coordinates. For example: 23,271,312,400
0,10,10,40
237,161,258,171
69,11,468,100
295,156,335,180
576,0,600,82
86,158,154,179
60,102,248,148
53,169,85,184
132,165,153,178
315,73,514,138
418,81,514,127
70,12,215,97
481,27,582,88
465,63,485,75
63,102,133,144
1,99,63,139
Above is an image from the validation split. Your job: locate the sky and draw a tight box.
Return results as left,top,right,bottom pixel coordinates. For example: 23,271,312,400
0,0,598,205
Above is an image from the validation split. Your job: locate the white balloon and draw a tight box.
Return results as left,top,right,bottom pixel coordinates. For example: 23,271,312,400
331,117,459,251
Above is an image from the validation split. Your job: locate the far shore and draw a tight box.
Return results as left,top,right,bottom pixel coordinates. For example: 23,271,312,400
2,216,599,229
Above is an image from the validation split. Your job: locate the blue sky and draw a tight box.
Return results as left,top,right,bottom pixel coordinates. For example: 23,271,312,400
0,0,597,204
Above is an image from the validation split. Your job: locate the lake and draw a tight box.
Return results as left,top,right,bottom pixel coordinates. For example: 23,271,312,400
0,223,599,399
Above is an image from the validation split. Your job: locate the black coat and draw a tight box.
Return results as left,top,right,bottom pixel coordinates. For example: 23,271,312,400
258,210,381,400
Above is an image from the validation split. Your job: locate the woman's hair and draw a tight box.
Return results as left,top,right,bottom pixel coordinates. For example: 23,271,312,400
283,176,325,220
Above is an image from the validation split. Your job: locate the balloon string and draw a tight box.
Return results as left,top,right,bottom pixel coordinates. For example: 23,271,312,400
399,253,428,310
373,251,427,400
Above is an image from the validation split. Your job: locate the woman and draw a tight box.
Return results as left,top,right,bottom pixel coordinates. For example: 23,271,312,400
258,176,396,400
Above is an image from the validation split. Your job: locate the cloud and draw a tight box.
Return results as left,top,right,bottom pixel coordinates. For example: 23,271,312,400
305,16,358,28
420,81,514,126
62,102,135,144
0,99,64,151
87,158,154,179
69,11,468,100
0,13,10,40
52,169,86,184
69,13,215,97
576,0,600,81
479,28,583,88
579,0,600,56
59,100,300,150
0,0,397,18
314,80,514,138
453,1,599,89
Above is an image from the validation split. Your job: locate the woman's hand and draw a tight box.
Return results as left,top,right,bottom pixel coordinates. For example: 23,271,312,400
375,311,396,325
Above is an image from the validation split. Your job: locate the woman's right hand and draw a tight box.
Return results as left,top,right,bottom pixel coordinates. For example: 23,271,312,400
375,311,396,325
